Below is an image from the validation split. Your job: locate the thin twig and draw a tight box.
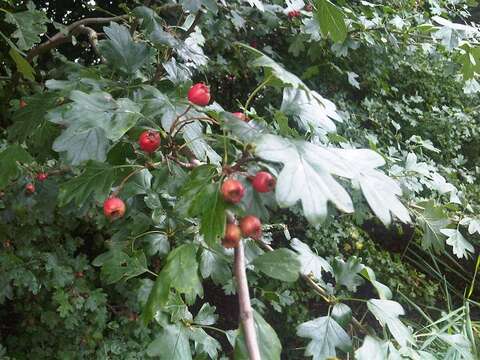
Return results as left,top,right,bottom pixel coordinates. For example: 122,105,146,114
234,240,261,360
27,15,128,61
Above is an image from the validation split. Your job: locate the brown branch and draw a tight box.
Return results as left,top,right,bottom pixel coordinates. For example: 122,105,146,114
27,15,128,62
76,25,103,60
234,240,261,360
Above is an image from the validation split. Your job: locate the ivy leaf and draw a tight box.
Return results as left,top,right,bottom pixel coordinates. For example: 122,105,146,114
281,88,342,134
367,299,415,347
296,315,352,360
290,238,332,282
9,48,35,80
92,250,147,285
59,161,121,207
99,22,152,74
314,0,348,43
440,229,474,259
417,200,450,252
234,310,282,360
147,323,192,359
252,248,301,282
4,3,48,50
254,135,354,224
0,145,33,189
331,257,364,292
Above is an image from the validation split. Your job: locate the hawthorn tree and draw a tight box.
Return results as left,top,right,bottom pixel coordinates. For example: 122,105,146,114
0,0,479,359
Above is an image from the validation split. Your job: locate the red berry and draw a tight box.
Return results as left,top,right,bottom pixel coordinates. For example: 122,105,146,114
239,215,262,240
250,40,258,48
222,224,241,248
221,179,245,203
188,83,211,106
19,99,27,108
103,197,126,220
138,130,161,153
288,10,301,18
36,173,48,181
232,112,250,122
25,183,35,194
251,171,275,193
75,271,84,278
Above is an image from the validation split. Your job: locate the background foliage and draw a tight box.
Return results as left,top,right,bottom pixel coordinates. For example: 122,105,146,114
0,0,479,359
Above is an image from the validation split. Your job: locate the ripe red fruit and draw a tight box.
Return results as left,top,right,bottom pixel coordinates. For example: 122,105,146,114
240,215,262,240
19,99,27,108
221,179,245,203
138,130,161,153
25,183,35,194
36,173,48,181
251,171,276,193
103,197,126,220
232,112,250,122
222,223,241,248
288,10,301,19
188,83,211,106
75,271,84,278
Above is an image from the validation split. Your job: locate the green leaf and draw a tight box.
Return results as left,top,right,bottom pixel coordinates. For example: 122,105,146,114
367,299,415,347
59,161,121,207
440,228,474,259
297,315,352,360
121,169,152,198
193,303,218,326
281,88,342,134
290,238,332,283
332,257,364,292
314,0,348,43
92,250,147,284
331,303,352,329
221,111,264,143
199,184,226,247
254,135,353,224
360,266,392,300
200,247,232,285
9,48,35,80
0,145,33,189
234,310,282,360
417,200,450,252
142,232,170,256
252,248,301,282
147,323,192,359
4,4,48,50
98,22,153,74
49,91,141,164
355,336,400,360
187,327,221,358
142,244,203,324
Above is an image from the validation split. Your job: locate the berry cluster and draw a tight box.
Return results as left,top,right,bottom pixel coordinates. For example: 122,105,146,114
220,171,276,248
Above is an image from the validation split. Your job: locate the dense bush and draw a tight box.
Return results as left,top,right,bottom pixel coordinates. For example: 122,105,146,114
0,0,479,359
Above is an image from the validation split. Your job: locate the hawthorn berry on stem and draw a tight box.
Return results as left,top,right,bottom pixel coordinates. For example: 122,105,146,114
240,215,262,240
221,178,245,203
25,183,35,194
188,83,210,106
36,173,48,181
251,171,275,193
232,112,249,122
138,130,161,153
103,197,126,220
222,223,241,248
